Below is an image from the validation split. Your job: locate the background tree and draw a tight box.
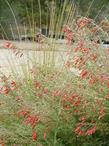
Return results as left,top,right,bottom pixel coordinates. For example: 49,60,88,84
0,0,109,39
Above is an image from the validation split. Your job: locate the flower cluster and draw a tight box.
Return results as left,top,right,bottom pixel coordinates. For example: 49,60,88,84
64,17,109,136
1,16,109,145
3,41,23,57
0,75,17,95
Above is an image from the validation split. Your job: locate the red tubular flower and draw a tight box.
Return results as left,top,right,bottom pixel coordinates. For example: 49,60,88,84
78,130,85,136
4,41,23,57
74,109,79,113
11,81,16,91
86,126,96,135
66,32,74,41
11,81,16,87
71,94,77,99
33,131,37,141
34,81,42,89
77,17,91,29
63,25,72,33
79,116,86,122
80,70,88,79
66,32,75,46
62,92,68,100
75,124,85,136
2,86,9,95
81,47,90,54
4,41,14,49
75,126,81,133
18,110,30,117
44,132,47,140
65,105,70,110
24,115,40,128
91,27,99,33
72,97,81,106
63,25,74,45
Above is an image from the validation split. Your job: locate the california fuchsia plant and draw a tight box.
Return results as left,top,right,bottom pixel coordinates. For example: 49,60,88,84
1,0,109,146
1,15,109,146
64,16,109,137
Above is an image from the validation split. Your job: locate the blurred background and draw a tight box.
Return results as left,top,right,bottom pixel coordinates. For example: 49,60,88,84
0,0,109,40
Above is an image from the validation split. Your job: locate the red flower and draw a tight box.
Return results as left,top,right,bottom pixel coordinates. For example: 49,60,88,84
81,47,90,54
75,126,81,133
11,81,16,90
86,126,96,135
18,110,30,117
66,32,75,46
11,81,16,87
77,17,91,29
34,81,42,89
78,130,85,136
80,70,88,79
63,25,74,45
72,97,81,106
4,41,14,49
4,41,23,57
75,125,85,136
66,32,74,41
79,116,86,122
65,105,70,110
44,132,47,140
24,115,40,128
33,131,37,141
2,86,9,95
74,109,79,113
91,27,99,33
63,25,72,33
